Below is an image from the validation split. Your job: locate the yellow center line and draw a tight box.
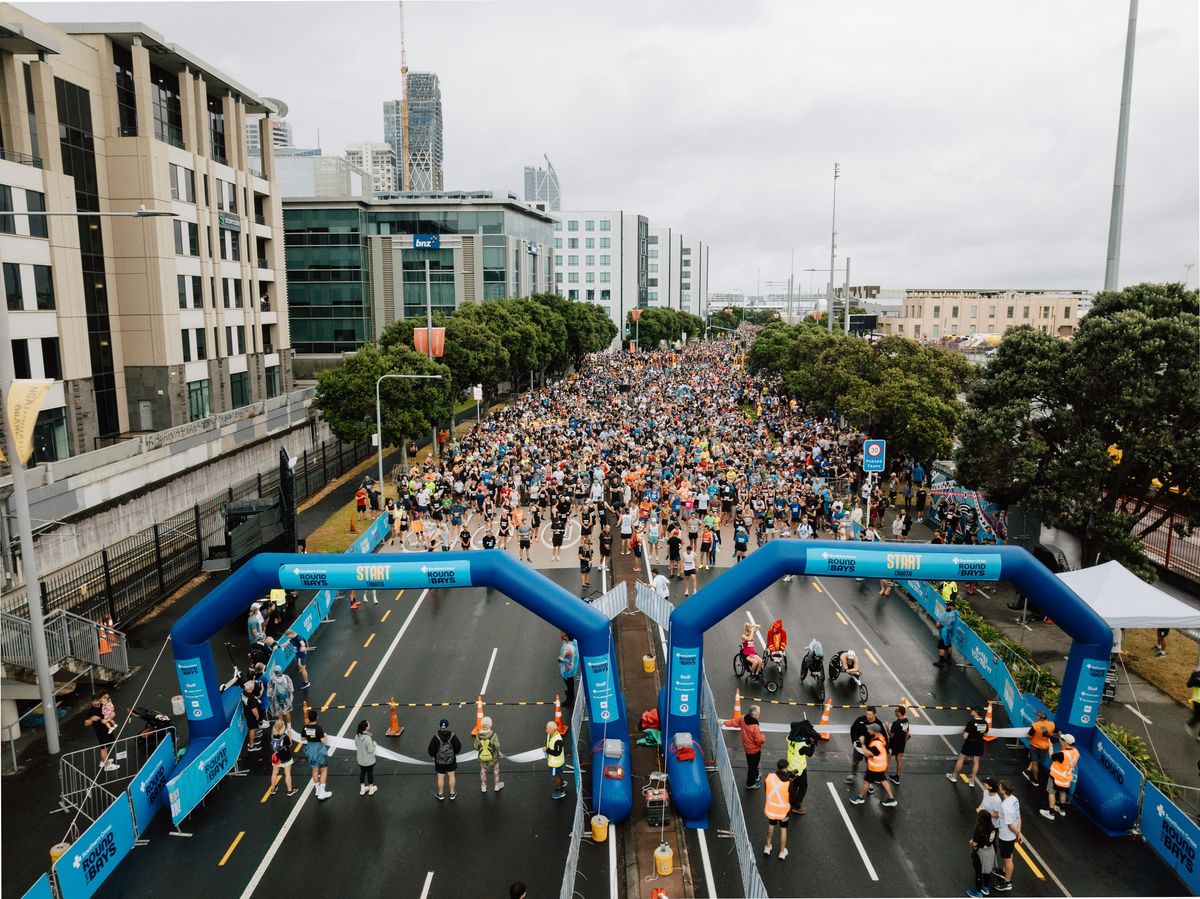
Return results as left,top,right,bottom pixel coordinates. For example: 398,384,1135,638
864,648,880,666
363,633,376,649
260,779,276,803
959,773,971,784
381,609,392,623
902,697,921,720
321,692,336,712
395,590,404,600
835,611,849,626
1015,840,1046,880
344,660,358,678
218,831,245,866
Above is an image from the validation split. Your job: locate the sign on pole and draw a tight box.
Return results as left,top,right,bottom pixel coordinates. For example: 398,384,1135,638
862,439,886,473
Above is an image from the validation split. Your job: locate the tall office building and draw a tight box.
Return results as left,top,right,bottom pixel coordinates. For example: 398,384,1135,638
382,71,444,191
0,10,291,458
524,156,560,211
345,142,397,194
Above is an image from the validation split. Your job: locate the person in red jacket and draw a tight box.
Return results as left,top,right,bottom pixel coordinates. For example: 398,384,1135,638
722,703,767,789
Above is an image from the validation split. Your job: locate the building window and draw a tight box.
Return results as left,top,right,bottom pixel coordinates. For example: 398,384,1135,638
681,258,691,268
1042,306,1051,319
32,406,68,463
150,65,184,147
568,289,578,300
648,235,659,245
600,219,611,231
568,272,579,283
1007,306,1014,319
23,64,39,162
195,327,207,360
208,95,227,164
33,265,54,310
585,237,595,249
178,274,188,308
913,324,922,339
1064,306,1071,319
42,337,61,380
567,220,578,231
181,329,191,362
951,305,959,318
112,42,138,137
0,185,13,234
567,238,578,249
586,289,595,301
12,340,30,378
192,275,203,309
600,255,610,266
586,272,595,283
585,220,595,231
970,324,977,334
649,249,658,259
681,282,691,290
170,164,196,202
554,238,562,249
187,379,210,421
567,255,578,266
600,289,611,301
26,191,47,237
951,325,959,336
969,306,977,318
649,291,658,301
600,238,611,249
681,247,691,255
265,365,281,398
988,305,996,318
4,263,21,310
230,371,250,407
648,264,658,273
586,255,595,266
600,272,611,283
932,305,940,318
1023,306,1030,319
555,272,563,284
648,278,658,287
554,255,563,266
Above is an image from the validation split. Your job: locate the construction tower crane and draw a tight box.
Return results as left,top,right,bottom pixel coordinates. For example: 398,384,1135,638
399,0,410,191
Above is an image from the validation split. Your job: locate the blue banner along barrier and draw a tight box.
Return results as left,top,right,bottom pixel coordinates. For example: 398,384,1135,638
1092,727,1145,798
167,712,247,827
128,732,176,837
53,792,137,899
1142,781,1200,894
20,874,53,899
279,559,472,591
804,545,1000,581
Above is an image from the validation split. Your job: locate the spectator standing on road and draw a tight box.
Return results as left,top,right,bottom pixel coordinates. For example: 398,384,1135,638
558,632,579,707
848,729,898,807
545,721,568,800
845,706,887,786
302,708,332,801
978,776,1002,827
268,665,295,725
888,705,909,784
474,716,504,793
1039,733,1078,819
247,603,265,645
355,720,378,796
652,568,671,604
85,695,120,772
947,706,989,786
934,597,959,668
967,807,998,898
268,719,297,797
993,780,1021,892
429,718,462,800
682,547,698,597
762,758,793,860
785,719,816,814
241,680,265,753
1023,709,1056,786
722,704,767,789
578,541,593,591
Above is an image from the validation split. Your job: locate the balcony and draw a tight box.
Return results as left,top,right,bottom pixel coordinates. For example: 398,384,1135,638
256,257,270,270
255,215,266,226
0,148,42,169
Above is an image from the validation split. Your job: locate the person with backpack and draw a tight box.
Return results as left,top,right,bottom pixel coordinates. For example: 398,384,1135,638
474,716,504,793
785,719,817,814
428,718,462,800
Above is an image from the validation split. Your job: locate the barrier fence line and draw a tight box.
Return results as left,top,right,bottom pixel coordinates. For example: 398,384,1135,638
593,582,630,622
701,674,769,899
633,581,672,632
559,688,588,899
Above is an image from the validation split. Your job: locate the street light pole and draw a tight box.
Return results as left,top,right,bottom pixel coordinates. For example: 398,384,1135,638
843,256,851,336
827,163,840,334
1103,0,1139,292
423,262,439,460
376,373,444,493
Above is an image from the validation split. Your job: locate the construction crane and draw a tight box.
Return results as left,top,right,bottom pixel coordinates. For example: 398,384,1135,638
399,0,410,191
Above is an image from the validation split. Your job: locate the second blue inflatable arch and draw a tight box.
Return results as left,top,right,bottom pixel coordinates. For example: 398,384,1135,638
170,550,633,823
662,540,1128,832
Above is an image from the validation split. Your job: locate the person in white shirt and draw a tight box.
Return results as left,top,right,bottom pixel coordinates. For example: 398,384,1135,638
619,509,635,554
651,569,671,603
993,780,1021,892
891,513,905,541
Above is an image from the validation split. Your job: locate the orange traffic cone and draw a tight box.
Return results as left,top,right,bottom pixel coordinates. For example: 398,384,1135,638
386,697,405,737
97,620,111,655
818,698,832,741
471,696,486,736
349,511,356,533
554,694,568,736
983,701,997,742
733,688,743,719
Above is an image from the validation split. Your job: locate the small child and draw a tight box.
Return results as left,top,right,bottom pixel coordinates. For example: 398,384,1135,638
100,693,117,734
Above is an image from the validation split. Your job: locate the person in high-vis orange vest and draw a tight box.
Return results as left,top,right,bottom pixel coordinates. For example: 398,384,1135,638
1023,710,1056,787
1039,732,1078,819
849,732,898,807
762,758,793,860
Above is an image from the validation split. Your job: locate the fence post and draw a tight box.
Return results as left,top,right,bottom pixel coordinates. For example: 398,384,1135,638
100,549,117,624
152,524,166,594
303,449,310,498
321,442,328,483
1165,511,1174,572
194,505,204,567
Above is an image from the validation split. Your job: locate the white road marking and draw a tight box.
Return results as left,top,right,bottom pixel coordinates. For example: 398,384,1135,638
826,781,879,881
815,576,956,754
239,589,431,899
744,611,767,650
609,828,618,899
696,828,718,898
1122,703,1153,725
419,871,434,899
481,647,498,696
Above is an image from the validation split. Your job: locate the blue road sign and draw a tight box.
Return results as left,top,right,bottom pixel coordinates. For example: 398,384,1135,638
863,439,886,472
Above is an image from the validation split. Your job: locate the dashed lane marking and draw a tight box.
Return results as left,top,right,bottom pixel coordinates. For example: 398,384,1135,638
381,609,392,623
835,611,850,626
363,633,376,649
864,648,880,666
813,581,823,593
343,660,358,679
1015,840,1046,881
320,692,336,712
219,831,245,867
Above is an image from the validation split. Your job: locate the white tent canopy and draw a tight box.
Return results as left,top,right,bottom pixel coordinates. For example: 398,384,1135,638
1056,560,1200,628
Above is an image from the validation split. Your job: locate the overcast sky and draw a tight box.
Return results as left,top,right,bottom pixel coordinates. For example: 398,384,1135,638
24,0,1200,295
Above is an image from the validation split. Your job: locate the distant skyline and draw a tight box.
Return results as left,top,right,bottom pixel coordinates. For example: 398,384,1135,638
25,1,1200,295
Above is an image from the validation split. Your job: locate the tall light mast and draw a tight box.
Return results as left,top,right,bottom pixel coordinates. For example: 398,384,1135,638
399,1,410,190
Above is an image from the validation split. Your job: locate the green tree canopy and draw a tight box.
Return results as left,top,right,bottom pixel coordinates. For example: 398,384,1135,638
627,307,705,349
954,282,1200,574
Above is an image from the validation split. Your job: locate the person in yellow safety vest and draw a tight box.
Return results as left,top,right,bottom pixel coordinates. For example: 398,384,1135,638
786,720,818,815
544,721,567,800
762,758,793,860
1186,669,1200,741
849,732,898,807
1039,733,1078,819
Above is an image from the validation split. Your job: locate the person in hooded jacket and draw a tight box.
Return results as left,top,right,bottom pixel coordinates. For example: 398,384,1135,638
786,719,817,814
722,703,767,789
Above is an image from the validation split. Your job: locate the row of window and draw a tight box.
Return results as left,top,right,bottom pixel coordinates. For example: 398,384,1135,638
908,304,1072,321
898,322,1067,339
560,288,612,303
4,262,55,310
555,237,612,250
174,219,243,261
186,370,273,421
558,272,612,284
12,337,62,380
555,255,612,267
0,185,48,237
557,219,613,232
182,323,276,362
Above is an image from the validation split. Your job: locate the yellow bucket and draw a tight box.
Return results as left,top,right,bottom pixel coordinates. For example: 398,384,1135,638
642,654,656,674
654,842,674,876
50,842,71,864
591,814,609,842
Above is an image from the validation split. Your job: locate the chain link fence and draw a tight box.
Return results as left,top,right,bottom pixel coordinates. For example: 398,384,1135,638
2,437,371,627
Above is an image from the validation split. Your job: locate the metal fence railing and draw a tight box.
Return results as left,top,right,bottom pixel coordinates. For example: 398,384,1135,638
1132,501,1200,585
634,581,672,631
0,608,128,676
702,673,769,899
558,690,588,899
2,437,372,627
57,727,175,827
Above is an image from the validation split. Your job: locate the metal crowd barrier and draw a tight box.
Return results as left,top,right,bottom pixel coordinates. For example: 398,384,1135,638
633,581,672,631
57,727,174,826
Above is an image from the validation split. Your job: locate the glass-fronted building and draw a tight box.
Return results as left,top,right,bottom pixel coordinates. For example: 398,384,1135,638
284,186,555,373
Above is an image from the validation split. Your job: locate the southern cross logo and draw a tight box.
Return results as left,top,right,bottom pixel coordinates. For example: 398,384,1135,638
1158,804,1166,818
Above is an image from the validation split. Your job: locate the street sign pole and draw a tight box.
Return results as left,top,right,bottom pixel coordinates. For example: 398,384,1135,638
861,439,887,530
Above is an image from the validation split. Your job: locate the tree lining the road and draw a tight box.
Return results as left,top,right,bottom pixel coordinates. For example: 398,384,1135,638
624,307,706,349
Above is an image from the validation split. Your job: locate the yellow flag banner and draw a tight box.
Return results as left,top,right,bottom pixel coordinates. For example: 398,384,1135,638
4,379,54,464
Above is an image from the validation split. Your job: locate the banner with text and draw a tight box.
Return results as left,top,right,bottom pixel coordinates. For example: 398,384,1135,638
167,712,247,826
670,646,701,717
583,655,616,725
279,560,471,591
1142,781,1200,894
20,874,53,899
805,546,1000,581
54,795,137,899
128,732,176,836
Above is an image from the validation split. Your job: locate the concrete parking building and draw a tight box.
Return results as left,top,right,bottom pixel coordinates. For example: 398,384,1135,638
879,288,1091,341
0,8,292,459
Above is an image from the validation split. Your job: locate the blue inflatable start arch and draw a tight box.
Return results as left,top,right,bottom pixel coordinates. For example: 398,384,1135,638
171,551,633,823
662,540,1130,832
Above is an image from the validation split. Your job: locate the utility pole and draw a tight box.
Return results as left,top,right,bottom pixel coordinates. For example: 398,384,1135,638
1103,0,1138,291
843,256,851,336
399,0,411,191
827,163,840,333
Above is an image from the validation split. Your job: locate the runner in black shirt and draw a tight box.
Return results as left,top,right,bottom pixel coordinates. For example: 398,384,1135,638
578,542,593,591
888,705,910,784
481,529,497,550
947,706,989,787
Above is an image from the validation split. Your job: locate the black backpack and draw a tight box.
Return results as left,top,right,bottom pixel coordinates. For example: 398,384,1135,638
435,734,456,766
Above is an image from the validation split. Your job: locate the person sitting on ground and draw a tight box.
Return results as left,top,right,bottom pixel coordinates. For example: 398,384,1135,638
741,622,764,676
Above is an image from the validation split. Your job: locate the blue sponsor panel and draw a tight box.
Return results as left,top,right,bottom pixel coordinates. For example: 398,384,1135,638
1092,727,1144,795
805,546,1000,581
670,646,701,717
175,658,214,723
1067,654,1108,727
128,732,175,836
583,654,616,725
278,560,472,591
54,795,137,899
1143,781,1200,892
413,233,440,249
20,874,53,899
167,712,247,826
